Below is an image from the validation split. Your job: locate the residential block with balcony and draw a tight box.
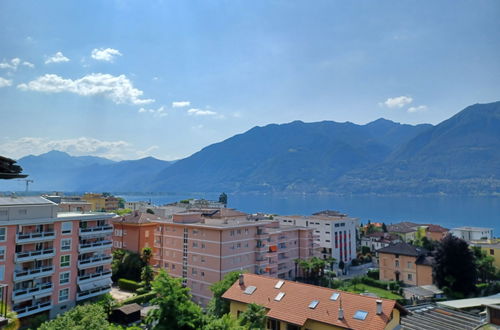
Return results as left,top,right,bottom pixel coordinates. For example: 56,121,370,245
0,196,115,320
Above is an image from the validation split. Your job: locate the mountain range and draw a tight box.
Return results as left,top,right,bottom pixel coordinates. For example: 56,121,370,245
2,101,499,195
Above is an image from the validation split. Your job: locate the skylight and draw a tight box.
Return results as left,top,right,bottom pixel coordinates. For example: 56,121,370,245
308,300,319,309
330,293,340,301
243,286,257,295
274,292,285,301
353,310,368,320
274,280,285,289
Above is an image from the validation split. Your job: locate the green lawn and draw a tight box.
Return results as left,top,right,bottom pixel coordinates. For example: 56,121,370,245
343,284,403,300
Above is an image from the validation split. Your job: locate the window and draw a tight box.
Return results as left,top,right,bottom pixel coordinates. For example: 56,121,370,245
61,222,72,234
61,239,71,251
237,229,241,235
0,228,6,241
145,230,149,238
201,256,205,263
408,273,413,281
60,255,71,267
0,246,5,261
353,310,368,320
407,261,412,269
192,242,198,248
59,288,69,302
395,260,399,268
0,210,7,217
114,229,122,236
245,228,249,235
491,249,495,255
230,230,235,236
114,241,122,248
201,243,205,249
201,271,205,277
0,265,4,281
60,271,70,284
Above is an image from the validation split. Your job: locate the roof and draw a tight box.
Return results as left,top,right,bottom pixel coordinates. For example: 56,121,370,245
377,242,427,257
425,224,448,233
387,222,419,234
437,293,500,310
415,255,434,266
452,226,493,232
222,274,407,330
402,304,484,330
0,196,56,206
113,211,166,224
116,303,142,315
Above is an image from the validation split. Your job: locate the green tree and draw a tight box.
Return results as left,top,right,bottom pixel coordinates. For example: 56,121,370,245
96,293,116,315
382,223,388,233
239,303,267,330
203,314,243,330
146,208,155,214
207,271,242,317
146,270,203,330
433,234,477,296
218,193,228,206
142,247,153,265
112,249,144,282
38,304,111,330
0,302,19,330
472,246,497,283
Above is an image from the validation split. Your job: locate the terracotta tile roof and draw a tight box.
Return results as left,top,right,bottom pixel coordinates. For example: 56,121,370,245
112,211,166,224
425,224,449,233
222,274,407,329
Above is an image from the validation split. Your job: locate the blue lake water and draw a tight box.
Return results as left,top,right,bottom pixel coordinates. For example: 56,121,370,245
119,193,500,236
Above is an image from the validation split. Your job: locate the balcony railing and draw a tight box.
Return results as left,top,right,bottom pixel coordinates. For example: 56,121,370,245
79,225,113,236
14,265,54,282
13,301,52,318
76,285,111,301
77,269,112,284
12,282,53,301
16,231,55,243
78,255,112,268
78,240,112,252
15,248,55,262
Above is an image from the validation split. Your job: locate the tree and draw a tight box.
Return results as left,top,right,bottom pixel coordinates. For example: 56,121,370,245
146,270,203,330
472,246,497,283
338,260,345,273
203,314,243,330
112,249,143,282
218,193,228,206
96,293,116,316
38,304,111,330
0,303,19,330
142,247,153,265
239,303,267,330
382,223,388,233
207,271,242,317
146,208,155,214
433,234,477,296
139,265,154,293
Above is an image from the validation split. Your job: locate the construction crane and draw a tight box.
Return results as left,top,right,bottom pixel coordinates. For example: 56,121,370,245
16,179,34,192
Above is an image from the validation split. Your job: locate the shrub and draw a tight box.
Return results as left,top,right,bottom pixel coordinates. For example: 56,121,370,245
120,291,156,306
351,258,360,266
361,246,371,255
367,269,380,280
118,278,141,292
359,276,400,291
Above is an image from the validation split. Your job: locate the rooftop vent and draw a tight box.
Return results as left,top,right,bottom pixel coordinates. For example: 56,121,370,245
376,300,383,315
330,292,340,301
243,286,256,295
308,300,319,309
353,310,368,320
239,273,244,286
274,280,285,289
274,292,285,301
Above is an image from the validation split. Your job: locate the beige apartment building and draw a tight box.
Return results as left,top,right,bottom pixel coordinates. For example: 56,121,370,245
153,212,315,306
0,196,114,320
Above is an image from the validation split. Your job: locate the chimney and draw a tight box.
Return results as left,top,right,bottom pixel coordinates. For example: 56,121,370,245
239,273,244,286
134,210,139,216
338,307,344,320
376,300,383,315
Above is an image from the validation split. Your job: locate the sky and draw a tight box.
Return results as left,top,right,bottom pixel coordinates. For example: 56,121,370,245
0,0,499,161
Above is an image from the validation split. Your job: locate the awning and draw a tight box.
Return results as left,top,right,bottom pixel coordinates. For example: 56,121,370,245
78,278,112,291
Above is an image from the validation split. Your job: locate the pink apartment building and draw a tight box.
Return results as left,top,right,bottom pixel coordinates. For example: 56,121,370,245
0,196,114,319
153,212,315,306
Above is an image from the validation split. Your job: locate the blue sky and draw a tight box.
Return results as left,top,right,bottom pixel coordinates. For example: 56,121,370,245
1,0,499,160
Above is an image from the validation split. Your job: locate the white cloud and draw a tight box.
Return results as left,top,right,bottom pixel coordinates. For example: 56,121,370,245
0,77,12,88
18,73,154,105
187,108,217,116
407,105,428,113
91,48,122,62
172,101,190,108
138,106,167,117
0,58,20,70
45,52,70,64
381,96,413,108
22,61,35,68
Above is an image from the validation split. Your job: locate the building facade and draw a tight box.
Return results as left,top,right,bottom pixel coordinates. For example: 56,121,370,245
360,232,401,252
450,226,494,242
111,211,160,253
153,212,315,306
276,211,358,264
0,196,114,319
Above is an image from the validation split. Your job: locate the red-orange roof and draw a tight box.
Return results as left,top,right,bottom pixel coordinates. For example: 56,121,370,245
222,274,406,329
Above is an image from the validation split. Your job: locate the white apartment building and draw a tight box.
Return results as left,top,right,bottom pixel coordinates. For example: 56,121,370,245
276,211,359,264
450,226,494,242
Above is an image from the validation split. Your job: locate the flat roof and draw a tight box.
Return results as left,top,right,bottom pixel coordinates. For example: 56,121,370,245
452,226,493,231
437,293,500,309
153,218,260,229
0,196,56,206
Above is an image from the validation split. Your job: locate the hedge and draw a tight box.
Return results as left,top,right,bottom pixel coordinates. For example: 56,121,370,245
120,292,156,306
359,276,400,291
118,278,141,292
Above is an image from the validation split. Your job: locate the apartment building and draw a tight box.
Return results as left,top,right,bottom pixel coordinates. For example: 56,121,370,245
0,196,114,319
153,212,315,306
82,193,119,211
111,211,160,253
388,222,449,242
276,210,359,264
450,226,493,242
223,273,407,330
361,232,401,252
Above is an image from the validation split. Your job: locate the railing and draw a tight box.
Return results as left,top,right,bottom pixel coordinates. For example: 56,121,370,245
76,285,111,301
15,248,54,262
13,301,52,318
17,231,55,242
79,240,112,251
13,282,52,299
14,265,54,281
78,255,112,267
78,269,112,282
79,225,113,235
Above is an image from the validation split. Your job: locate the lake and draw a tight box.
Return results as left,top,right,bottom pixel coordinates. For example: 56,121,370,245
118,193,500,236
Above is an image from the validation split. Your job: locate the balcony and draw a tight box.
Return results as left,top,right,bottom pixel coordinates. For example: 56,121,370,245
78,255,112,269
256,245,267,253
77,269,112,284
76,283,111,301
79,240,112,253
14,301,52,318
12,282,53,302
79,225,113,237
15,248,55,263
16,231,55,244
13,265,54,282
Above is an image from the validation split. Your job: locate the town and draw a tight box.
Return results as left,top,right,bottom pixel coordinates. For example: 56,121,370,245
0,191,498,329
